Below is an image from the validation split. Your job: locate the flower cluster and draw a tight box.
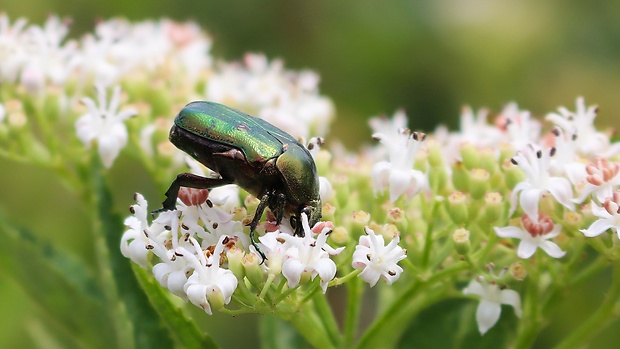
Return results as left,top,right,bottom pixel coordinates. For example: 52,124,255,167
4,13,620,347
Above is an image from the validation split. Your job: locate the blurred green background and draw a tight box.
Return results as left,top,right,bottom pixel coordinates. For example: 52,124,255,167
4,0,620,146
2,0,620,348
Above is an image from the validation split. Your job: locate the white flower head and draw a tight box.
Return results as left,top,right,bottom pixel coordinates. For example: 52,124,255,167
547,127,586,185
183,235,238,315
75,84,137,168
499,103,541,152
509,144,574,219
206,53,333,140
280,214,344,293
495,214,566,259
546,97,616,158
463,278,522,335
581,190,620,238
352,226,407,287
372,129,428,202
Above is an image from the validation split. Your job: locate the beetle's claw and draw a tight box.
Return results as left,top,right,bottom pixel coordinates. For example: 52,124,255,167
150,206,176,217
249,229,267,264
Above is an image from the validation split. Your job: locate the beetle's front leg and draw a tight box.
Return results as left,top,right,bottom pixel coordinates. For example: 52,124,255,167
272,192,287,226
153,173,232,214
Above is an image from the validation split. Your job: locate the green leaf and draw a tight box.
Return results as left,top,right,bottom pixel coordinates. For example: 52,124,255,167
133,265,219,349
0,214,115,349
90,160,174,349
397,298,516,349
260,315,309,349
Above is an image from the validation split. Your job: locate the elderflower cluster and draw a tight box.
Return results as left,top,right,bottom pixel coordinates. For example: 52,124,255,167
4,13,620,345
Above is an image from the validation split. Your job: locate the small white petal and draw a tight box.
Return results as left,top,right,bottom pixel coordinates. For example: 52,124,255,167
476,300,502,335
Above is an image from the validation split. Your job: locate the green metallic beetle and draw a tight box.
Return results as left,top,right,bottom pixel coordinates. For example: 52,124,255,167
156,101,322,259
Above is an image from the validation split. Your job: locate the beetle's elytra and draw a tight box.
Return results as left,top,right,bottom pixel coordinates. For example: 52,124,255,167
155,101,322,259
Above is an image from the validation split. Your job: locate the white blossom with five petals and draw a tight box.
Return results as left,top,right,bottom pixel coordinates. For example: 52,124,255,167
463,278,522,335
352,226,407,287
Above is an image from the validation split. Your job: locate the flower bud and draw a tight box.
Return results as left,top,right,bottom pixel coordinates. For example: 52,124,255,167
452,162,470,192
426,139,445,168
509,262,528,281
484,192,503,223
469,168,490,200
242,253,264,289
387,207,407,232
452,228,471,255
479,148,498,175
351,210,371,230
503,158,526,190
322,202,336,222
226,246,245,281
330,226,349,244
460,142,479,170
447,191,468,225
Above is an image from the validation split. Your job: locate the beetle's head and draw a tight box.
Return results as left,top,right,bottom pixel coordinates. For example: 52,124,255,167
293,199,322,236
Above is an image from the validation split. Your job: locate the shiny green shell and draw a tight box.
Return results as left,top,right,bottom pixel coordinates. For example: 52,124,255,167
174,101,299,164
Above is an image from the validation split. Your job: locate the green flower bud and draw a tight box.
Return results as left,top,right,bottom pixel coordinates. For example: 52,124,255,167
469,168,490,200
484,192,504,223
226,247,245,281
387,207,407,232
242,253,264,289
503,158,525,190
509,262,528,281
447,191,468,225
452,228,471,255
452,162,470,192
331,226,350,244
479,148,498,175
460,142,479,170
426,139,445,168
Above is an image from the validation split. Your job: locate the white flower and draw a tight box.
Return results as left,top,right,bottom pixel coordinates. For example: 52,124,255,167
205,53,333,139
547,127,586,185
0,14,28,83
280,214,344,293
456,106,505,148
463,278,522,335
0,102,5,122
75,84,136,168
151,238,192,300
495,214,566,259
546,97,620,158
120,193,152,268
352,226,407,287
581,190,620,238
183,236,238,315
509,144,574,219
372,129,428,202
499,102,541,152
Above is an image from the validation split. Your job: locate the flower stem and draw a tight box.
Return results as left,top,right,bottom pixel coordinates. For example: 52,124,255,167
421,200,442,268
344,276,362,347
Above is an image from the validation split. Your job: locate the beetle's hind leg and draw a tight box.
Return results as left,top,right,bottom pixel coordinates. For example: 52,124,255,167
152,173,232,215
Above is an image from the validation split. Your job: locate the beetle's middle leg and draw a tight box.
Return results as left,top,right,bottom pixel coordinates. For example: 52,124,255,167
154,173,232,214
248,192,271,263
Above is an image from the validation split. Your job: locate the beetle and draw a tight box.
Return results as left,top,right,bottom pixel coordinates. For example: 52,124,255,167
155,101,322,260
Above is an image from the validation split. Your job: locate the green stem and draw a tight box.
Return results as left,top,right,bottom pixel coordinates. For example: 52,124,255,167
344,277,362,348
290,306,337,349
356,262,468,349
313,292,342,347
88,158,134,349
554,261,620,349
421,200,442,268
515,259,541,349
